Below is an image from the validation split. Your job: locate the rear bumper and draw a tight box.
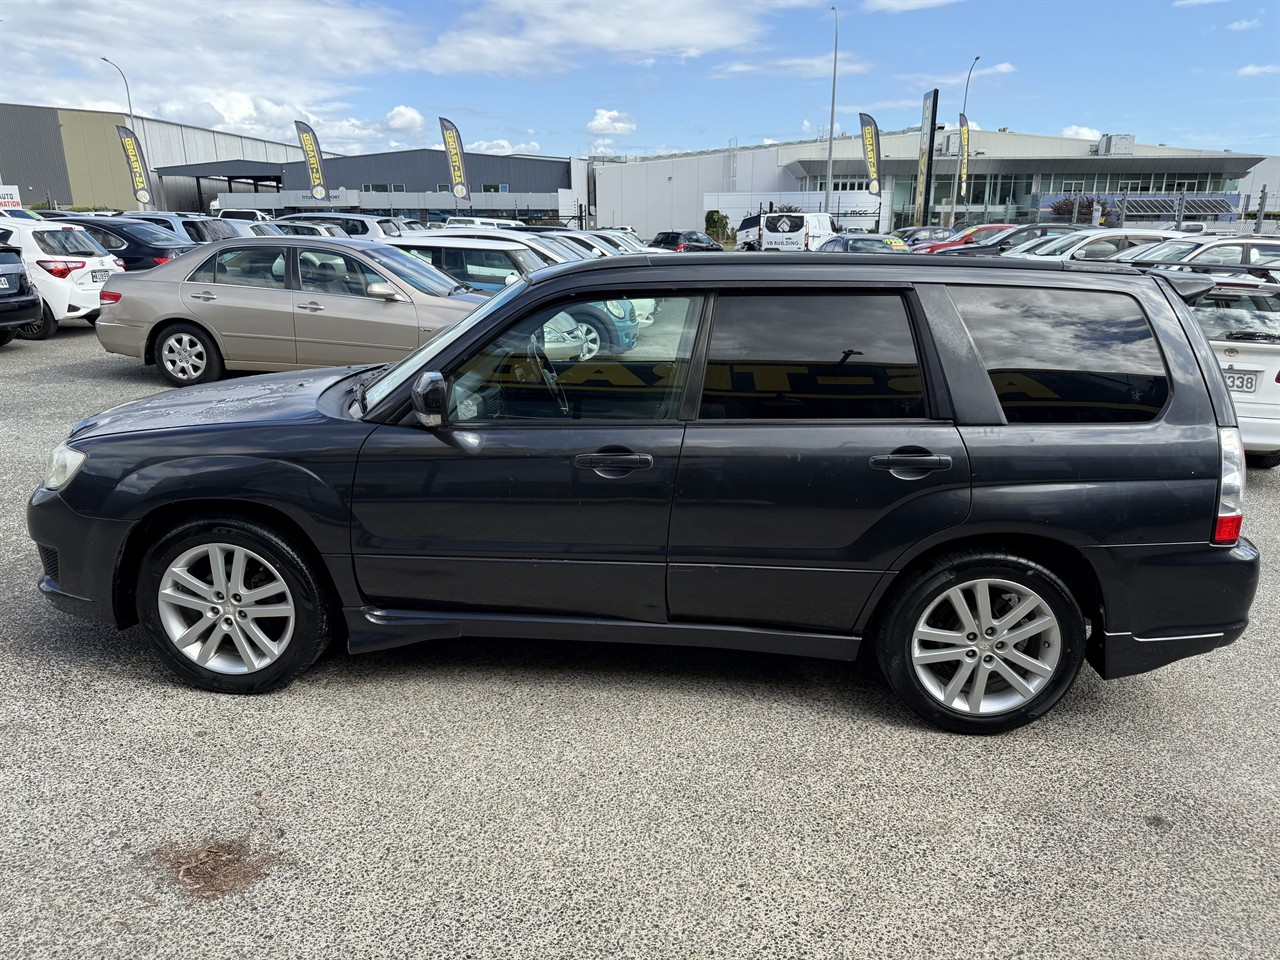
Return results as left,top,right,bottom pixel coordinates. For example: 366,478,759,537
0,292,41,329
94,317,146,359
1237,414,1280,455
1085,536,1261,679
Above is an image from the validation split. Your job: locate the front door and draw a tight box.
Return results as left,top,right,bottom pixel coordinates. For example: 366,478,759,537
668,290,972,634
293,247,418,366
181,244,296,365
351,292,705,622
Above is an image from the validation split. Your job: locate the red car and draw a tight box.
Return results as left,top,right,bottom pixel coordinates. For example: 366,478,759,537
912,223,1014,254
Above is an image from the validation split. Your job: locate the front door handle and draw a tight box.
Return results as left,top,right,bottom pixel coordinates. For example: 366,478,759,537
869,454,953,471
297,301,326,312
189,291,217,302
574,453,654,471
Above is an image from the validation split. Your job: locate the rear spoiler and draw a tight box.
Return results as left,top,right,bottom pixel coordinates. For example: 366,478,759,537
1127,258,1280,303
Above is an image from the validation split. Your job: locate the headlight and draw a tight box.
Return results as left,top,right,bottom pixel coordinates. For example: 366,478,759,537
46,442,86,490
604,300,627,319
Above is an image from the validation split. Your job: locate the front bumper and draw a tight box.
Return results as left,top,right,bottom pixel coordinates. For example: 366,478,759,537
27,486,134,627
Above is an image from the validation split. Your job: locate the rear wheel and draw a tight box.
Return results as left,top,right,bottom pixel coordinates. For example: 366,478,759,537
156,322,224,386
17,303,57,341
567,310,612,361
136,517,337,694
0,329,16,347
1246,453,1280,470
874,551,1087,734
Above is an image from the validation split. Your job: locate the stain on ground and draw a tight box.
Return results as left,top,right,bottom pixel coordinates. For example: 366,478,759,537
151,836,277,900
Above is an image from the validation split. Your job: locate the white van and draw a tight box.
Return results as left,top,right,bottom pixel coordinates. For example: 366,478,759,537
445,216,524,229
737,212,838,252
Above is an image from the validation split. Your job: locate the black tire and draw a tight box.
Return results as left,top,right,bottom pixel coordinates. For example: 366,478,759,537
0,328,16,347
17,302,58,341
872,551,1087,734
1246,453,1280,470
136,516,338,694
154,321,225,386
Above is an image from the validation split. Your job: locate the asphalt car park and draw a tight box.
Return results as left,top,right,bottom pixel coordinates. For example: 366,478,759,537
1,329,1278,958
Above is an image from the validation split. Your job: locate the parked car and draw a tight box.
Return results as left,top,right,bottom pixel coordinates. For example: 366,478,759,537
0,208,44,220
737,212,838,252
435,228,588,265
935,223,1083,257
94,237,487,386
121,212,240,244
275,212,416,239
30,210,78,220
554,233,616,258
0,220,124,338
650,230,723,252
815,234,910,253
247,222,287,237
387,236,546,291
1182,273,1280,468
893,226,955,245
1122,235,1280,270
271,221,351,239
1006,228,1187,262
55,216,198,271
444,216,524,229
0,242,42,346
209,219,286,238
587,230,673,255
216,209,274,222
912,223,1015,254
28,254,1261,735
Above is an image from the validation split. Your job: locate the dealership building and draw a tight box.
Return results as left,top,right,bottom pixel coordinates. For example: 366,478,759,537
2,101,1273,235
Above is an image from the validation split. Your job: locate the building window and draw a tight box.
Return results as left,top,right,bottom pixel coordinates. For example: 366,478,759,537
482,184,500,193
437,184,452,193
499,184,510,193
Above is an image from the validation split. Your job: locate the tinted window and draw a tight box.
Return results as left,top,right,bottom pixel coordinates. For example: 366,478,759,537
34,229,107,257
817,237,844,252
1249,243,1280,264
700,294,925,421
950,286,1168,424
188,246,287,288
121,222,193,247
1191,244,1244,265
84,227,126,251
0,250,20,265
184,220,238,242
653,232,680,245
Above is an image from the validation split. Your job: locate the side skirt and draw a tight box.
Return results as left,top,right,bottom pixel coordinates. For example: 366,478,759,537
344,606,861,662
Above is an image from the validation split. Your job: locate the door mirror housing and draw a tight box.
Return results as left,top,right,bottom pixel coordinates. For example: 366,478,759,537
411,371,448,428
368,281,404,301
504,272,519,286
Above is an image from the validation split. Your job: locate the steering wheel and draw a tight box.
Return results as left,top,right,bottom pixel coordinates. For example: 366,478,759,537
527,334,569,415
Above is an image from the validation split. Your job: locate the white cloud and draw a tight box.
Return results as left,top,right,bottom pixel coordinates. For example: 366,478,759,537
466,139,541,155
802,119,813,133
762,138,779,145
714,53,870,79
385,105,424,131
586,109,637,135
837,98,920,113
1171,0,1226,6
863,0,960,10
1227,19,1260,30
942,119,982,130
590,137,617,155
1238,64,1280,76
1061,125,1102,140
898,61,1016,88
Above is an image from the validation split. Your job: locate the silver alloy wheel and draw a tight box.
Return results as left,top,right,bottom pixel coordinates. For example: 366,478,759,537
161,332,208,381
910,577,1061,715
156,542,295,675
575,322,602,360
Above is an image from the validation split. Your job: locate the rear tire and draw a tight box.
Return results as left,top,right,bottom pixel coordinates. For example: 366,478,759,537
17,303,58,341
155,322,225,386
0,329,16,347
1246,453,1280,470
873,551,1087,734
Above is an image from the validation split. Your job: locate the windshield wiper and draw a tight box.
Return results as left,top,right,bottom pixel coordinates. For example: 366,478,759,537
449,282,475,295
1222,330,1280,342
354,363,392,415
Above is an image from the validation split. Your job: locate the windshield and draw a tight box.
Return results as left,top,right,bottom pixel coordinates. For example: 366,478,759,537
1005,236,1051,255
510,247,545,272
362,279,528,410
1192,290,1280,340
591,233,628,251
1030,232,1095,256
5,209,42,220
118,222,192,247
1133,240,1202,263
1108,242,1161,262
362,244,460,296
186,220,239,242
530,236,585,261
609,233,647,252
34,228,108,257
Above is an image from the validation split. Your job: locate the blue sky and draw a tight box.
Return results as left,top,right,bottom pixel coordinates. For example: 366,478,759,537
2,0,1278,157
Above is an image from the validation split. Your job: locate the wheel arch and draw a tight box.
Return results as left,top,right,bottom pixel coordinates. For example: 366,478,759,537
144,317,222,366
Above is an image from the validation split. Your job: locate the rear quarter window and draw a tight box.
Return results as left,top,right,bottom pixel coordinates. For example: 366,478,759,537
34,229,107,257
949,285,1170,424
0,250,21,265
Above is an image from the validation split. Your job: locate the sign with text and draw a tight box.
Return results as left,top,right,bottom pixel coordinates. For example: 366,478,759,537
913,89,939,226
859,114,881,197
114,126,154,205
439,117,470,201
294,121,329,201
0,185,21,208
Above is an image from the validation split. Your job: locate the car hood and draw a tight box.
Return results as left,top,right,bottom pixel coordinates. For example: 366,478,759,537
69,367,359,441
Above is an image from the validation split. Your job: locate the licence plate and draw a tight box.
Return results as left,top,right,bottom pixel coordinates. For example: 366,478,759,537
1224,372,1257,393
92,269,110,282
0,276,8,289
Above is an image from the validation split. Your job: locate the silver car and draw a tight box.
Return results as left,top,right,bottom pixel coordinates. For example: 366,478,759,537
96,237,488,386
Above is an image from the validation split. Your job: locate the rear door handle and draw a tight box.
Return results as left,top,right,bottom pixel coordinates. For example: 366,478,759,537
869,454,953,471
574,453,654,470
297,301,325,312
189,291,217,302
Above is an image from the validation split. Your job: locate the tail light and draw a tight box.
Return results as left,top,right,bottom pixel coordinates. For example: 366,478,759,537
113,258,125,268
37,260,85,279
100,290,122,304
1212,427,1245,545
675,243,686,252
152,257,171,265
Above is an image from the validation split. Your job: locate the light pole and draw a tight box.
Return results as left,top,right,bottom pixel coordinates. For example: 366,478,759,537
948,55,979,227
102,56,153,210
823,5,838,218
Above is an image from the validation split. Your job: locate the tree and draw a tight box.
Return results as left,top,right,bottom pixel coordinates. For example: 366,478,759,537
705,209,730,242
1050,195,1110,225
775,203,804,213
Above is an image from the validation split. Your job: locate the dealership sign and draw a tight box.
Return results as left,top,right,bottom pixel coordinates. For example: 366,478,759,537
0,185,20,209
114,126,154,205
294,121,329,201
959,114,971,198
859,114,881,198
913,89,939,226
439,117,470,201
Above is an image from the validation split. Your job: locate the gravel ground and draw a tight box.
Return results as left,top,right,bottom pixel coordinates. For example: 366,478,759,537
1,326,1277,960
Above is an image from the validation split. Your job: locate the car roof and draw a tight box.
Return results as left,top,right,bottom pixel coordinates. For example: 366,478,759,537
280,212,390,222
0,219,88,232
386,236,527,251
191,236,391,251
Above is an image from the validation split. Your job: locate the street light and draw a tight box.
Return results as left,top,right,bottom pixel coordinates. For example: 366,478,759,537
102,56,153,210
823,5,838,218
948,55,980,227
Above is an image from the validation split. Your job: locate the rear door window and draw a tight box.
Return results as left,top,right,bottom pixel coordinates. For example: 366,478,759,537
949,285,1169,424
188,246,287,288
699,293,926,420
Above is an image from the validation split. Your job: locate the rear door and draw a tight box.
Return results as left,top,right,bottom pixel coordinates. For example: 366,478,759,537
293,247,418,365
668,289,971,633
181,244,296,365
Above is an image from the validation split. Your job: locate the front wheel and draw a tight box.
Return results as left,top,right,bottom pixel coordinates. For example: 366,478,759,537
136,517,338,693
17,303,58,340
873,552,1086,734
156,322,225,386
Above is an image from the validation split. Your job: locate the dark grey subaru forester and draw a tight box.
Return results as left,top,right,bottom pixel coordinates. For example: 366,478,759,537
27,254,1261,733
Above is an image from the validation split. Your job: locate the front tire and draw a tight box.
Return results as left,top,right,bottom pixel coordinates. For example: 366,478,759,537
156,321,225,386
17,303,58,340
136,517,337,693
873,552,1086,734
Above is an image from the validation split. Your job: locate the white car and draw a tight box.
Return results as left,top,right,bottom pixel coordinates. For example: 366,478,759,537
0,220,123,339
385,235,547,291
1125,234,1280,270
1187,276,1280,469
1005,228,1186,262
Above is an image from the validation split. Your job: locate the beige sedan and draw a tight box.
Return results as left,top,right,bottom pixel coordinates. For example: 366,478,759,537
95,237,488,386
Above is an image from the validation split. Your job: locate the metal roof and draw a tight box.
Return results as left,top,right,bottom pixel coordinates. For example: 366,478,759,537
154,160,285,179
1124,197,1237,215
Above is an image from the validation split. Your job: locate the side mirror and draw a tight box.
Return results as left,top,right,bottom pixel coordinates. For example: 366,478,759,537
504,273,519,286
998,241,1012,251
368,281,403,301
411,371,448,428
